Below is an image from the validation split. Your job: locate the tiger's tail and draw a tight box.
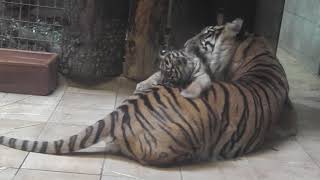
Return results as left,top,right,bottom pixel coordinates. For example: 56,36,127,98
0,111,118,154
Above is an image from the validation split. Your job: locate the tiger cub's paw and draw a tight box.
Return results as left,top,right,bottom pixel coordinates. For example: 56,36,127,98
180,86,202,99
134,82,153,94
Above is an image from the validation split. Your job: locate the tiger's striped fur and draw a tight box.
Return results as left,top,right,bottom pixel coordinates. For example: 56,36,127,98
0,32,290,167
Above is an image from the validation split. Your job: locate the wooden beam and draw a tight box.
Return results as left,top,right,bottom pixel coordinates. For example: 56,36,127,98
124,0,168,81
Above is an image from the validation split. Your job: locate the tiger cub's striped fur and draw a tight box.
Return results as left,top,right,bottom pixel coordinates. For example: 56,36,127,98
0,21,290,167
135,50,212,98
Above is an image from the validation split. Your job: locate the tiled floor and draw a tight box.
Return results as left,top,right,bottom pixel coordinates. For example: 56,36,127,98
0,48,320,179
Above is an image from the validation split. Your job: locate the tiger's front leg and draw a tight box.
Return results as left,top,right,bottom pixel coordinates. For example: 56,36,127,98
135,71,163,93
180,73,211,98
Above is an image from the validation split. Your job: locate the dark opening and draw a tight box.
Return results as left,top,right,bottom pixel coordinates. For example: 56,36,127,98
169,0,257,49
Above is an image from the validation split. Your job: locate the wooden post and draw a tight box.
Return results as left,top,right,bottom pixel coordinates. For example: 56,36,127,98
123,0,168,81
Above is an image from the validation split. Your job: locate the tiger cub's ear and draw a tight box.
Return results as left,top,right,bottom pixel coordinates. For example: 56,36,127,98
226,18,243,35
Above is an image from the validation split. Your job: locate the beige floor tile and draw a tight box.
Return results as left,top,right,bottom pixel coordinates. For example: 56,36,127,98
0,119,43,135
0,93,32,107
14,169,100,180
22,153,104,175
103,156,140,178
250,161,320,180
182,159,257,180
0,147,28,170
101,175,137,180
103,156,181,180
59,93,116,110
0,92,6,98
181,163,223,180
67,77,119,96
0,167,18,180
21,123,105,174
0,121,45,139
67,87,117,96
49,106,112,126
19,96,63,106
0,120,45,168
246,139,316,168
0,103,56,122
138,166,181,180
296,136,320,166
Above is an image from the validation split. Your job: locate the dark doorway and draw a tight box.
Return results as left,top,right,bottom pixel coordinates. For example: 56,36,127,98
169,0,285,50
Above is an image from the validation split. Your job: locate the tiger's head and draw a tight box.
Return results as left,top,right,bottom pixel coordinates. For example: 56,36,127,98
158,49,195,86
184,18,243,75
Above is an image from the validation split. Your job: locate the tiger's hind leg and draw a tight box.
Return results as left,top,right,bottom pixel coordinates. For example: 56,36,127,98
181,73,211,98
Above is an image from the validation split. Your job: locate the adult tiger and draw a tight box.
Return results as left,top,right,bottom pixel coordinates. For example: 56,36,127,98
0,19,293,167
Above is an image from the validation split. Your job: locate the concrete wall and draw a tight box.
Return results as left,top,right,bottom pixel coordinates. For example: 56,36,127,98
254,0,285,50
278,0,320,74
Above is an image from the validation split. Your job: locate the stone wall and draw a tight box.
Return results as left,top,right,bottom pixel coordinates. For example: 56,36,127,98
278,0,320,75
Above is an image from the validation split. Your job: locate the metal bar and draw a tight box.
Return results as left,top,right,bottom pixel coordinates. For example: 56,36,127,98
17,38,21,49
0,34,62,43
0,3,4,50
0,17,63,27
26,38,29,50
1,0,4,18
53,0,57,23
19,0,22,20
36,0,39,21
2,1,64,10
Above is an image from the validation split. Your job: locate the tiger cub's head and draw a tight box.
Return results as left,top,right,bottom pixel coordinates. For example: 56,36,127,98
158,49,195,86
184,18,243,73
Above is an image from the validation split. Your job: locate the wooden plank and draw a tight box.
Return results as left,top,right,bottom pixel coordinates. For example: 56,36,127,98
123,0,168,81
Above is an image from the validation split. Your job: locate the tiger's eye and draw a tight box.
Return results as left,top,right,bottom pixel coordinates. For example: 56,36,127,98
160,50,167,56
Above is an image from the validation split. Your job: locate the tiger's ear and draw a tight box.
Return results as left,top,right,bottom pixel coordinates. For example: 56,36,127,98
226,18,243,35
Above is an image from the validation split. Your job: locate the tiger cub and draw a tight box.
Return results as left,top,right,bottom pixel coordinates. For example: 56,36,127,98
135,19,243,98
135,49,211,98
